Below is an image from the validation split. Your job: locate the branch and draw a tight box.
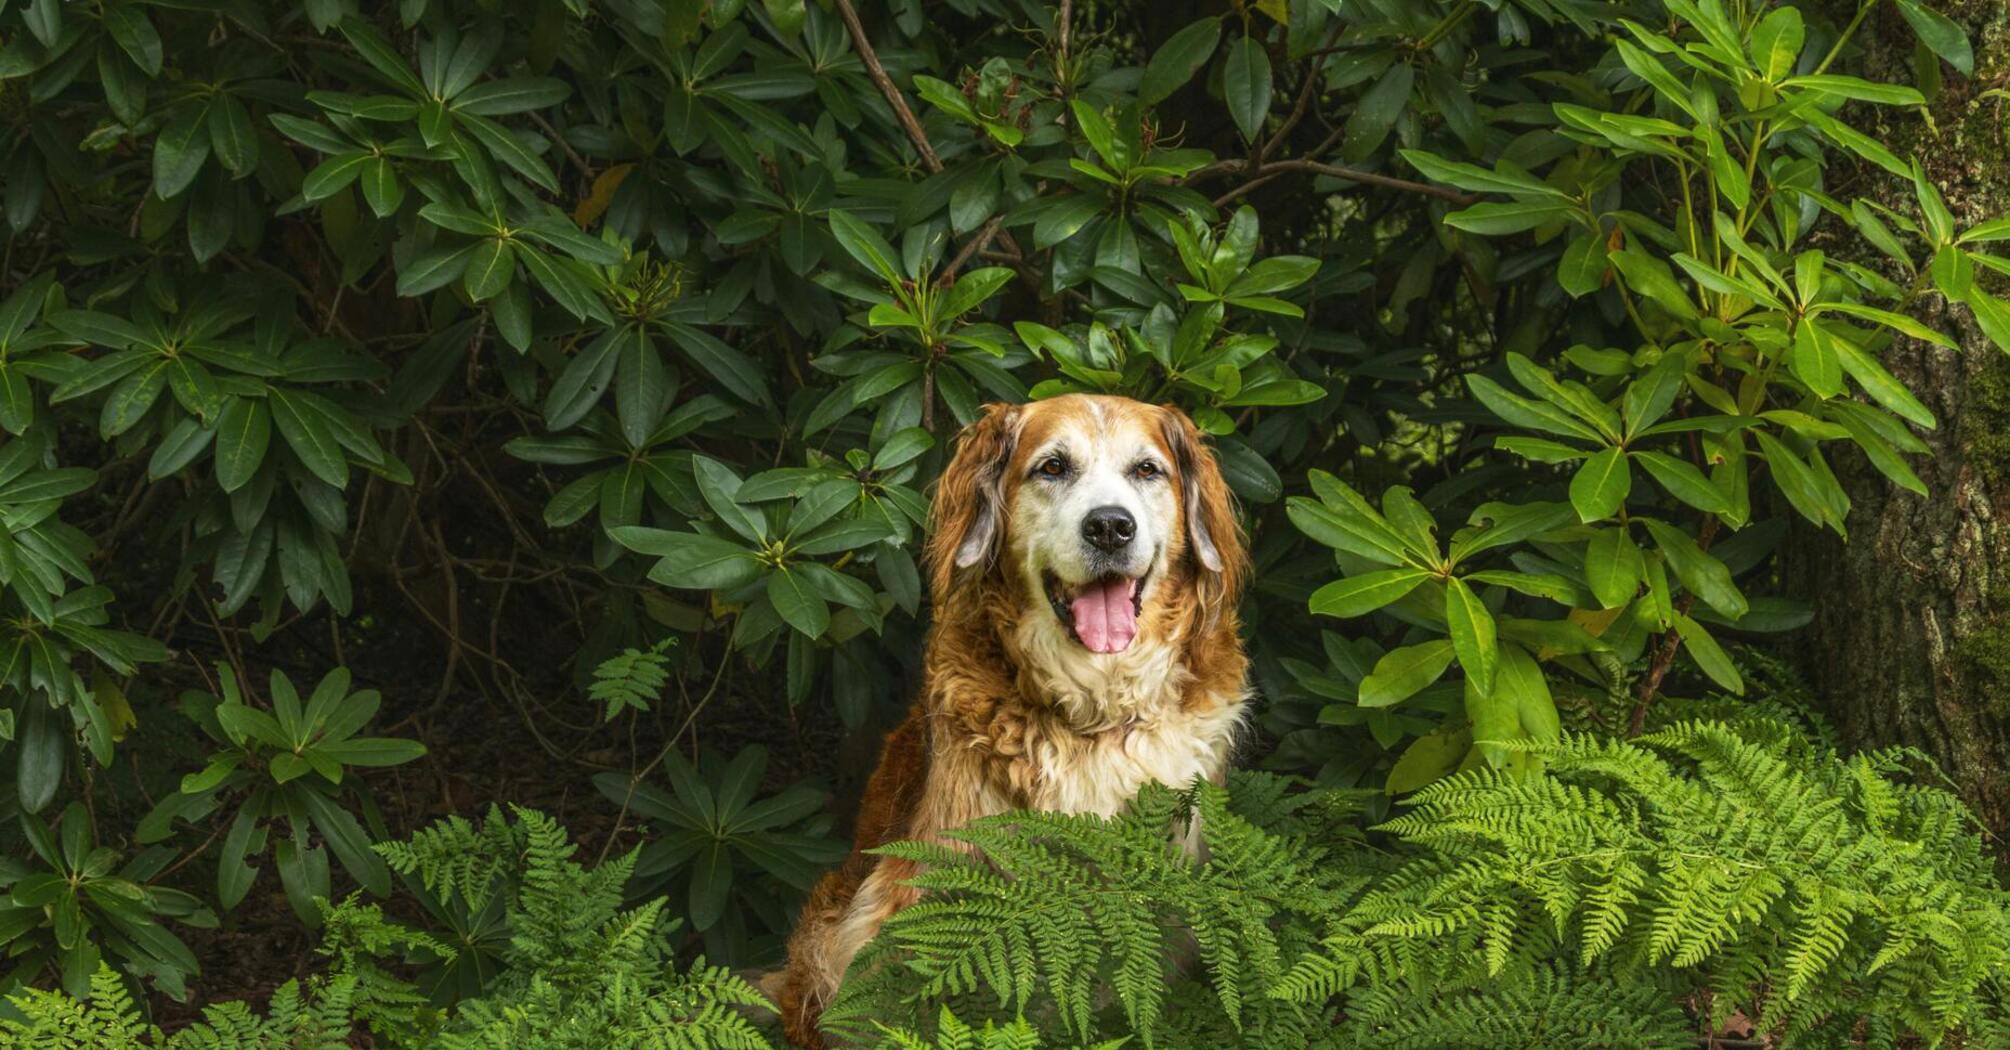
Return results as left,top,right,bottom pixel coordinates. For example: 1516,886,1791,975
832,0,1035,292
938,214,1006,284
1189,158,1479,207
528,110,593,181
1257,22,1344,165
1211,169,1288,209
832,0,942,174
1627,594,1697,737
1628,515,1723,735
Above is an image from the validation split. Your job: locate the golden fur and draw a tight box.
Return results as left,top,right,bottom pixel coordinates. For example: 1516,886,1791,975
771,396,1250,1047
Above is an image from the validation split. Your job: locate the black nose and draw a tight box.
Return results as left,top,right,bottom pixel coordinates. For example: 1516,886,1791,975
1081,506,1136,552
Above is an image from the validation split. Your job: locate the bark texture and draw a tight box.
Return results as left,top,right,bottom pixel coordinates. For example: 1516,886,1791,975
1783,0,2010,844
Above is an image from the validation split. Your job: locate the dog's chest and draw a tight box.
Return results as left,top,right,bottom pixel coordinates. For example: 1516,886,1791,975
1020,697,1244,817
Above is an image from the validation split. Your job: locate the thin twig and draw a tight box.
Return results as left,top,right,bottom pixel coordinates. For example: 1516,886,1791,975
1628,594,1697,736
831,0,1039,288
1628,517,1723,735
1213,170,1289,208
1190,158,1478,206
428,518,462,708
938,214,1006,284
528,110,592,180
594,655,735,866
1258,23,1344,165
833,0,942,174
150,821,229,884
921,358,937,433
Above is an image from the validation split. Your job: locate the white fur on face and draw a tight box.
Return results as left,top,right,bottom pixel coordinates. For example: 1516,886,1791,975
1006,401,1178,593
997,400,1184,680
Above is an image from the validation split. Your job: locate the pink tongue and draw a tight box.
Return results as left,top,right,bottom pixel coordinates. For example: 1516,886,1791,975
1069,578,1139,653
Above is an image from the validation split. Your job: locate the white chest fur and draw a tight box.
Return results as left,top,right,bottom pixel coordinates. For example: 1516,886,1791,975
1009,614,1246,817
1022,699,1245,817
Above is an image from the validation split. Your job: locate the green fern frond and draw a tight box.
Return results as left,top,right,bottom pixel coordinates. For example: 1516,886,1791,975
1333,962,1692,1049
872,1006,1132,1050
588,638,675,720
375,803,522,912
829,773,1361,1048
1284,720,2010,1045
0,966,163,1048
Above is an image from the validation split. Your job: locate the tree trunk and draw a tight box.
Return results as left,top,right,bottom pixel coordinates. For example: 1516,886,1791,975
1783,1,2010,845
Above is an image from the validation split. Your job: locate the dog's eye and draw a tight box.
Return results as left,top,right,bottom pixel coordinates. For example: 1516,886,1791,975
1132,460,1161,480
1037,456,1068,478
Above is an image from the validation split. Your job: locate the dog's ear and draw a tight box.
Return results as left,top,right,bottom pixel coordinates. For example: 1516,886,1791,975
1161,406,1248,610
927,403,1020,601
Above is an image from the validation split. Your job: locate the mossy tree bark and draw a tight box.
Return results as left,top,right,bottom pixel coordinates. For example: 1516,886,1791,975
1783,0,2010,844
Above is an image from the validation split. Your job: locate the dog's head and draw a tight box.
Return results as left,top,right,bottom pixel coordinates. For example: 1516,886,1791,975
926,395,1246,654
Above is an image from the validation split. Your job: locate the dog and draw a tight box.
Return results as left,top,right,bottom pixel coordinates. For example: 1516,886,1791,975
770,394,1251,1047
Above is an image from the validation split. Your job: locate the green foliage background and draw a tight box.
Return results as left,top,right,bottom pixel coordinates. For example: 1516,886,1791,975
1,0,2008,1044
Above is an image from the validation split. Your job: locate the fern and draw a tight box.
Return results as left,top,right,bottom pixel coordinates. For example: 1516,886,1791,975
161,976,359,1049
1331,962,1692,1049
374,802,523,913
435,951,774,1049
589,639,676,720
0,965,161,1047
6,807,779,1050
825,773,1375,1047
1284,720,2010,1043
0,965,360,1049
873,1006,1132,1050
14,733,2006,1049
315,897,451,1041
407,805,775,1048
828,721,2007,1048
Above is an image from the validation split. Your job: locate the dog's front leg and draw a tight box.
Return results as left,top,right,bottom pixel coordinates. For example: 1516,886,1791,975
821,855,923,992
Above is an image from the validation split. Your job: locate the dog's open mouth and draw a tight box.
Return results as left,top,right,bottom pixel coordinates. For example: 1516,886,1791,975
1045,569,1148,654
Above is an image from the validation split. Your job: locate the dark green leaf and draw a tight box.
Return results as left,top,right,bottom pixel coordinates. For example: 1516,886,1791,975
102,5,163,76
1584,527,1644,609
543,326,623,430
301,152,374,202
454,77,571,115
827,209,901,283
766,568,830,639
614,327,665,449
1642,518,1748,619
1341,63,1414,163
612,528,761,590
270,388,348,488
1674,613,1743,693
1895,0,1973,75
1557,233,1608,297
1444,201,1572,235
1223,36,1272,141
155,104,214,198
1633,450,1729,514
663,323,772,408
1309,568,1432,619
338,17,428,97
1568,447,1631,522
693,456,766,543
462,238,516,302
1444,576,1498,695
214,398,271,493
1139,17,1223,107
360,157,404,217
1358,640,1455,709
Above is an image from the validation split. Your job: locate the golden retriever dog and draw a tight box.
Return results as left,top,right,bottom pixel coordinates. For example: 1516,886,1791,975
771,394,1250,1047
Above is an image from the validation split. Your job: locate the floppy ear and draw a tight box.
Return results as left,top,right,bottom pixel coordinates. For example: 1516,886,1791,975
1161,407,1248,612
927,403,1020,602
